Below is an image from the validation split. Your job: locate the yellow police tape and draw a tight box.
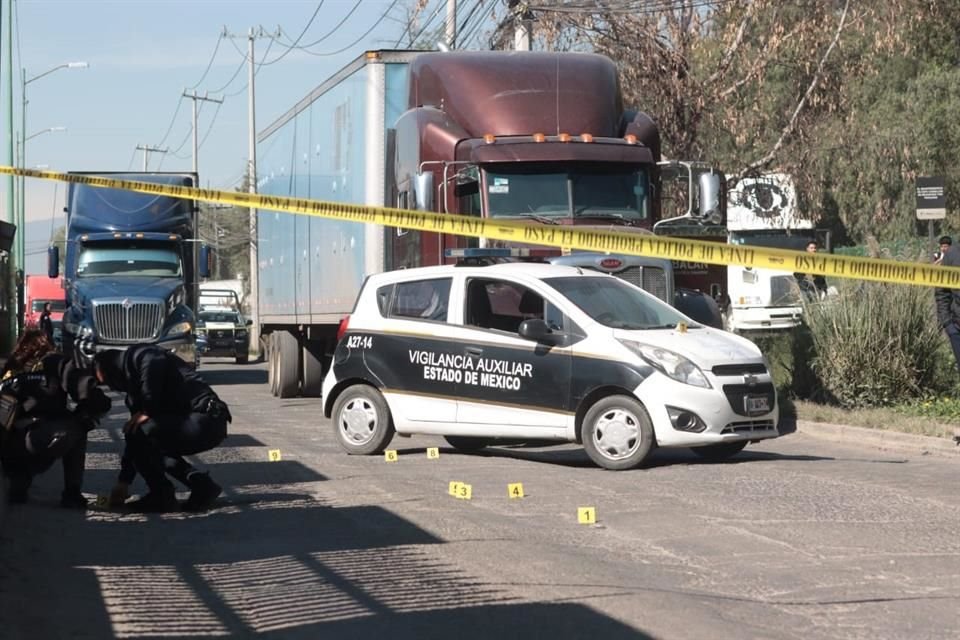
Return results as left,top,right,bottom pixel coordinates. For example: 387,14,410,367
3,165,959,289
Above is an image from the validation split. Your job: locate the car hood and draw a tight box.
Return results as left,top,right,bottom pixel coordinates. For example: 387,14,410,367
612,326,764,369
73,276,181,302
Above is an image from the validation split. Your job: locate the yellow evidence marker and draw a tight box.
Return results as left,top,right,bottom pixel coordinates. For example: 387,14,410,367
448,481,462,496
385,450,399,462
458,483,473,500
426,447,440,459
578,507,597,524
268,449,282,462
508,483,525,499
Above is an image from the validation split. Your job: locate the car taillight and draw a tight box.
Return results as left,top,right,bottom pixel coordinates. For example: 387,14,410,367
336,315,350,341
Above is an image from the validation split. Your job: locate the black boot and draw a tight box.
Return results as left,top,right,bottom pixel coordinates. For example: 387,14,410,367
182,472,222,512
126,485,179,513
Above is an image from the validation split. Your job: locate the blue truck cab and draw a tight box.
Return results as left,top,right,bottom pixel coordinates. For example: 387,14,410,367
49,172,203,367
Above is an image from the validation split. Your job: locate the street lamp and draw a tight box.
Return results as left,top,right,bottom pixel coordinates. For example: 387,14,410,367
15,61,87,331
25,126,65,142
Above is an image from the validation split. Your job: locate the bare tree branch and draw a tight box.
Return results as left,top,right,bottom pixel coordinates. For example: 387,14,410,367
734,0,851,179
705,10,751,87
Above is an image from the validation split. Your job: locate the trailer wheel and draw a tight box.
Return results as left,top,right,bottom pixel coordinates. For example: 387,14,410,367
301,341,325,398
275,330,300,398
331,384,395,455
581,395,654,470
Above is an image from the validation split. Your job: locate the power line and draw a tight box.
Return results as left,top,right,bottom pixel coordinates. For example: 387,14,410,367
258,1,325,66
295,0,400,57
289,0,363,50
187,33,225,90
395,0,446,48
222,32,277,98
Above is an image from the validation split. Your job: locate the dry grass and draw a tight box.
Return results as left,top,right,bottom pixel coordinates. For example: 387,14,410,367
794,400,958,439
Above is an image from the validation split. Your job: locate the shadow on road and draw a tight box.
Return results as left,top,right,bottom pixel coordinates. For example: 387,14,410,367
0,489,651,639
200,367,269,386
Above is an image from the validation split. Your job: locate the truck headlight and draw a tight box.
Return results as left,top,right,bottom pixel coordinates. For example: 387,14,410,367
618,339,711,389
236,328,248,337
166,321,192,336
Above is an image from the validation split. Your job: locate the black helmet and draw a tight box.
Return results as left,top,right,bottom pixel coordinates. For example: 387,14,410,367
92,349,127,391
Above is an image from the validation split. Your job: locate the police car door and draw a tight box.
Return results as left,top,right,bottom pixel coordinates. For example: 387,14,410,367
455,277,572,431
371,276,460,424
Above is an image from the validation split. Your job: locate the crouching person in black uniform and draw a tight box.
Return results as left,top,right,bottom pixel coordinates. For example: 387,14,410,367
93,345,230,512
0,329,111,507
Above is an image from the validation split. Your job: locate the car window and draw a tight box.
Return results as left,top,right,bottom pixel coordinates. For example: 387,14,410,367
389,278,451,322
465,278,548,334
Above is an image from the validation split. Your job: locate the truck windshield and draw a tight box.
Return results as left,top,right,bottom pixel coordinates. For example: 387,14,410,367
545,276,693,330
77,244,182,278
730,231,813,250
31,300,66,312
484,164,650,222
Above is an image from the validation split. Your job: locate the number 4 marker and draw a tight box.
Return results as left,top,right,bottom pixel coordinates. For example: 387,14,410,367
508,483,524,499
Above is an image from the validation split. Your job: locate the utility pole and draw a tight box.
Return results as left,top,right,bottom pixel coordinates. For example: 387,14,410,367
5,0,17,349
181,91,221,306
135,143,169,171
446,0,457,49
182,90,223,175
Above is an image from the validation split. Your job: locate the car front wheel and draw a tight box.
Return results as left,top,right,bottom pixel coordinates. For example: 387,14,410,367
331,385,395,455
581,395,654,470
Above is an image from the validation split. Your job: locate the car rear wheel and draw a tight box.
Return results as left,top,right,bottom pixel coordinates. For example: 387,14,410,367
332,385,395,455
443,436,490,453
581,395,654,470
690,440,747,461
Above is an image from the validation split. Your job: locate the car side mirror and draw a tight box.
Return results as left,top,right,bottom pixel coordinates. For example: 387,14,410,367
519,318,562,344
199,245,211,279
245,319,253,326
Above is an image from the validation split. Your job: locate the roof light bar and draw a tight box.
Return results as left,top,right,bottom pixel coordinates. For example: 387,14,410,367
444,247,562,259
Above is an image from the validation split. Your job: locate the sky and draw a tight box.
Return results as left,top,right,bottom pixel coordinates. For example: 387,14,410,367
7,0,492,273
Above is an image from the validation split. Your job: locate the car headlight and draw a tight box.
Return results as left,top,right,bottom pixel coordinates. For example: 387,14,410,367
166,321,192,336
236,328,248,336
618,339,711,388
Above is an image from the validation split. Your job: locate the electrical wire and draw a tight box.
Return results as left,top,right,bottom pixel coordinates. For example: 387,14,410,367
222,34,277,98
296,0,400,57
286,0,363,50
126,146,138,171
258,1,326,65
187,33,224,90
395,0,447,48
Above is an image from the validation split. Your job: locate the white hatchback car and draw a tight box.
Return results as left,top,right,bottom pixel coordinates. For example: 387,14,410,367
322,262,782,470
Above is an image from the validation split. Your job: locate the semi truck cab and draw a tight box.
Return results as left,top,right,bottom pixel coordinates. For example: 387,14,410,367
49,172,204,366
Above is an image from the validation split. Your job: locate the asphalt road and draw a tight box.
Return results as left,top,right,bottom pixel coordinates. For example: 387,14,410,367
1,360,958,640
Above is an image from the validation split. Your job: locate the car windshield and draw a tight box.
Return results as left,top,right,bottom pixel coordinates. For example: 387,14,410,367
545,276,695,330
77,243,182,278
484,164,650,222
31,300,66,312
200,312,240,324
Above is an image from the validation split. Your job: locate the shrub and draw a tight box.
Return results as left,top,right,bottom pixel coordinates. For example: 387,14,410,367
798,245,953,408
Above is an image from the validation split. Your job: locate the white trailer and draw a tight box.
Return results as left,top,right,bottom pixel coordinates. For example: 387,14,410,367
725,174,814,332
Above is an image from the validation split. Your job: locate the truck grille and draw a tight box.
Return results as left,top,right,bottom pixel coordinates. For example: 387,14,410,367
616,266,669,303
93,301,164,343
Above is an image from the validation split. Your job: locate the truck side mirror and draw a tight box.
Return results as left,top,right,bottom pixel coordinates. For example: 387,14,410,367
414,172,434,211
698,172,722,224
199,245,211,279
48,246,60,279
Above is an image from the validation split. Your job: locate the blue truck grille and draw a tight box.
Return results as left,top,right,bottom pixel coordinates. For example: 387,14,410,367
93,301,164,343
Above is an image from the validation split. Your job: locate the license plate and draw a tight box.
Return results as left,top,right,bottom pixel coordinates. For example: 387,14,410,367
744,395,770,415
